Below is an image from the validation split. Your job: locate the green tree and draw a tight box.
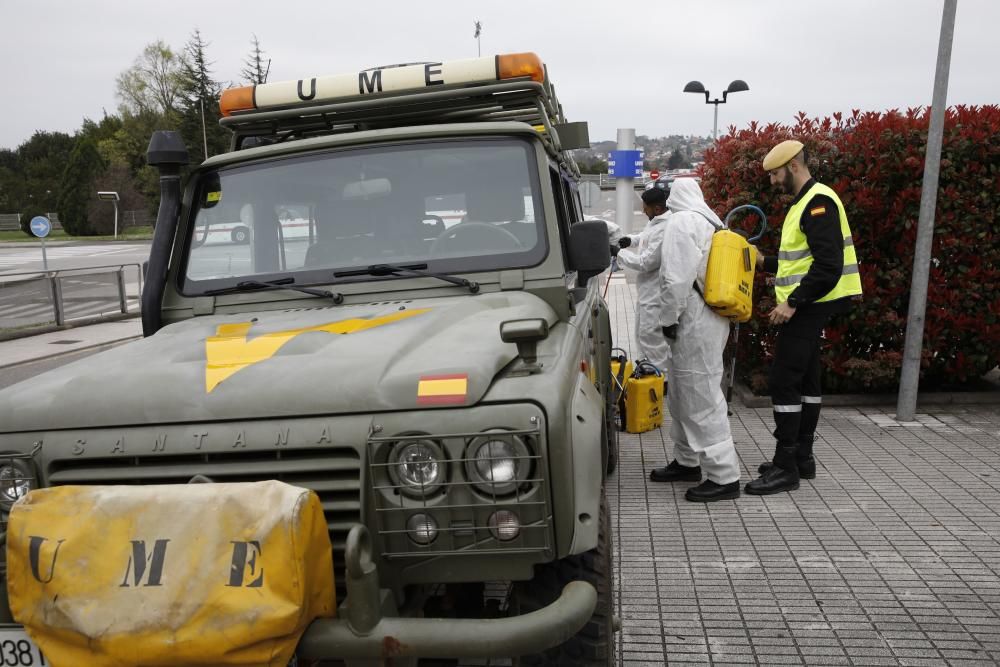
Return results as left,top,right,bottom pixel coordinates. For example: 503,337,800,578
116,40,183,116
240,34,270,85
177,30,228,161
577,157,608,174
57,137,106,235
89,162,148,235
110,110,175,212
667,149,684,170
13,131,75,213
80,114,125,150
0,148,20,211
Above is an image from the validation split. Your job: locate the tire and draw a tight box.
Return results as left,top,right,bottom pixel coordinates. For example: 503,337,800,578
511,492,615,666
231,226,249,244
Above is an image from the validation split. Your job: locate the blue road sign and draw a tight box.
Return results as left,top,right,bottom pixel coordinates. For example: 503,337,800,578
608,150,644,178
29,216,51,238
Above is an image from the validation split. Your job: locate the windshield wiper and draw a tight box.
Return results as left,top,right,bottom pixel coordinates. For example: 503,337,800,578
204,277,345,304
333,263,479,294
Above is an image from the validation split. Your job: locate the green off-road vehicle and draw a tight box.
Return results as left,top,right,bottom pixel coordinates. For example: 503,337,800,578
0,52,619,665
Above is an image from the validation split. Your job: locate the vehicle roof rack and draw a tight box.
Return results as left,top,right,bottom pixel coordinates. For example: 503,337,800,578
217,53,584,174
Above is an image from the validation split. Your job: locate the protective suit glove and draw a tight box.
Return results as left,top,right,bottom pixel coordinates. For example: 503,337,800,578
609,244,620,257
661,324,678,341
617,237,632,249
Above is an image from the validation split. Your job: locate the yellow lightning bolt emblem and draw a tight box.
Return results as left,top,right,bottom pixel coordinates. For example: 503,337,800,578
205,309,429,392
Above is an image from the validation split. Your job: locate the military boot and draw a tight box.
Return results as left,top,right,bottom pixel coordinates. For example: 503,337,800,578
757,436,816,479
685,480,740,502
757,459,815,479
649,460,701,482
746,447,800,495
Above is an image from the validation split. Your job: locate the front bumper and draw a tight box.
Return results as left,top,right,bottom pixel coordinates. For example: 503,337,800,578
298,525,597,661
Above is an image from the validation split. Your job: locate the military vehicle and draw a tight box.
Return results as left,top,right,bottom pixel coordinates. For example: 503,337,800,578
0,52,619,665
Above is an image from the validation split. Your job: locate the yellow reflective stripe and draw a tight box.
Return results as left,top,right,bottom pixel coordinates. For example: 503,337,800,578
775,274,806,287
775,263,859,289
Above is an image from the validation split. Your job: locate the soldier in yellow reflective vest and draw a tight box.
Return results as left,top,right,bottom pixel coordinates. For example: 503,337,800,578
745,140,863,496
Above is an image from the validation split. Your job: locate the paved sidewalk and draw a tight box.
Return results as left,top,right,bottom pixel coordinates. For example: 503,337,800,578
606,277,1000,666
0,318,141,369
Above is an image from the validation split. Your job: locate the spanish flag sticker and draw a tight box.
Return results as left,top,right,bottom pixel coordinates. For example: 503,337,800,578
809,205,826,216
417,374,469,405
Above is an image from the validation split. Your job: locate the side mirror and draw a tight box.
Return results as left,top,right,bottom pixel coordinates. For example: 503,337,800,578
500,318,549,373
568,220,611,286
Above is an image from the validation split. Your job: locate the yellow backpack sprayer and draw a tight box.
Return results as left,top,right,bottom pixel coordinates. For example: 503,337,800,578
701,204,768,399
700,204,768,322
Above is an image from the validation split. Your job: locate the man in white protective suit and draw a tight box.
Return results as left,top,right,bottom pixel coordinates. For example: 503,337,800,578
647,178,741,502
609,187,671,378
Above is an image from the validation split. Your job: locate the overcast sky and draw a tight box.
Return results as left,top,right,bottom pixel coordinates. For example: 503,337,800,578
2,0,998,150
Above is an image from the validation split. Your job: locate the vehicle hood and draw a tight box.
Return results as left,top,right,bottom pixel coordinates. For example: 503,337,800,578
0,293,557,432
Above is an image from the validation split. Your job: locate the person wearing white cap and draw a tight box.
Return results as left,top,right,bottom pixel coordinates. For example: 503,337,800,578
610,187,671,377
745,139,863,496
647,178,740,502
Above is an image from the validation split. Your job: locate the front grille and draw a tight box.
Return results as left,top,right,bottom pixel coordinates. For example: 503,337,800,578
46,447,361,600
369,426,551,558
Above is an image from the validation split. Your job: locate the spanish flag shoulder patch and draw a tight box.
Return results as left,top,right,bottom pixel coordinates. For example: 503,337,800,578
417,374,469,405
809,205,827,217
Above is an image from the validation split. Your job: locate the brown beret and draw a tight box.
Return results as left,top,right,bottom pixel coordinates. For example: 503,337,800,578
762,140,804,171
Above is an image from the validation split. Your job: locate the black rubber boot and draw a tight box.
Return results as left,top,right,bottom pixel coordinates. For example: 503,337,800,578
746,447,800,495
685,480,740,502
649,460,701,482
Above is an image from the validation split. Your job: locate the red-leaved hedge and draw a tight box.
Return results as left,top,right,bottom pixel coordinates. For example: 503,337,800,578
701,106,1000,393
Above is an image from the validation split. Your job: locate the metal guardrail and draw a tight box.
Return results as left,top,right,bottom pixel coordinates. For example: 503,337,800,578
0,263,143,331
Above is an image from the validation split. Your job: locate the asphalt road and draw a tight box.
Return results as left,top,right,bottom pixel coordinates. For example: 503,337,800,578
0,241,152,274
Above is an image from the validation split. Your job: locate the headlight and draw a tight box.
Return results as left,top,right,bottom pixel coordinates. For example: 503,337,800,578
0,462,33,503
406,513,439,545
465,432,532,496
475,439,518,485
488,510,521,541
389,440,445,497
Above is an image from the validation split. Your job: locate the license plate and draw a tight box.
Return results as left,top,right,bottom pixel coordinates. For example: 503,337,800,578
0,629,46,666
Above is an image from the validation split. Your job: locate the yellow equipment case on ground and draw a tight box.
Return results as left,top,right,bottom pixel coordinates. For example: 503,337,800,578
612,355,664,434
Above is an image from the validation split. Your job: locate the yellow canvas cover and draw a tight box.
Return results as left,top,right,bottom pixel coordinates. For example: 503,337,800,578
7,481,335,666
704,229,757,322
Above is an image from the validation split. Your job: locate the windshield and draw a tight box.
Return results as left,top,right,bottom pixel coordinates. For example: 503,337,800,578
181,138,545,293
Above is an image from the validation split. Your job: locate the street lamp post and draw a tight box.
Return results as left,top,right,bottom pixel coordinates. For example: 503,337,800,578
97,191,120,239
683,80,750,140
